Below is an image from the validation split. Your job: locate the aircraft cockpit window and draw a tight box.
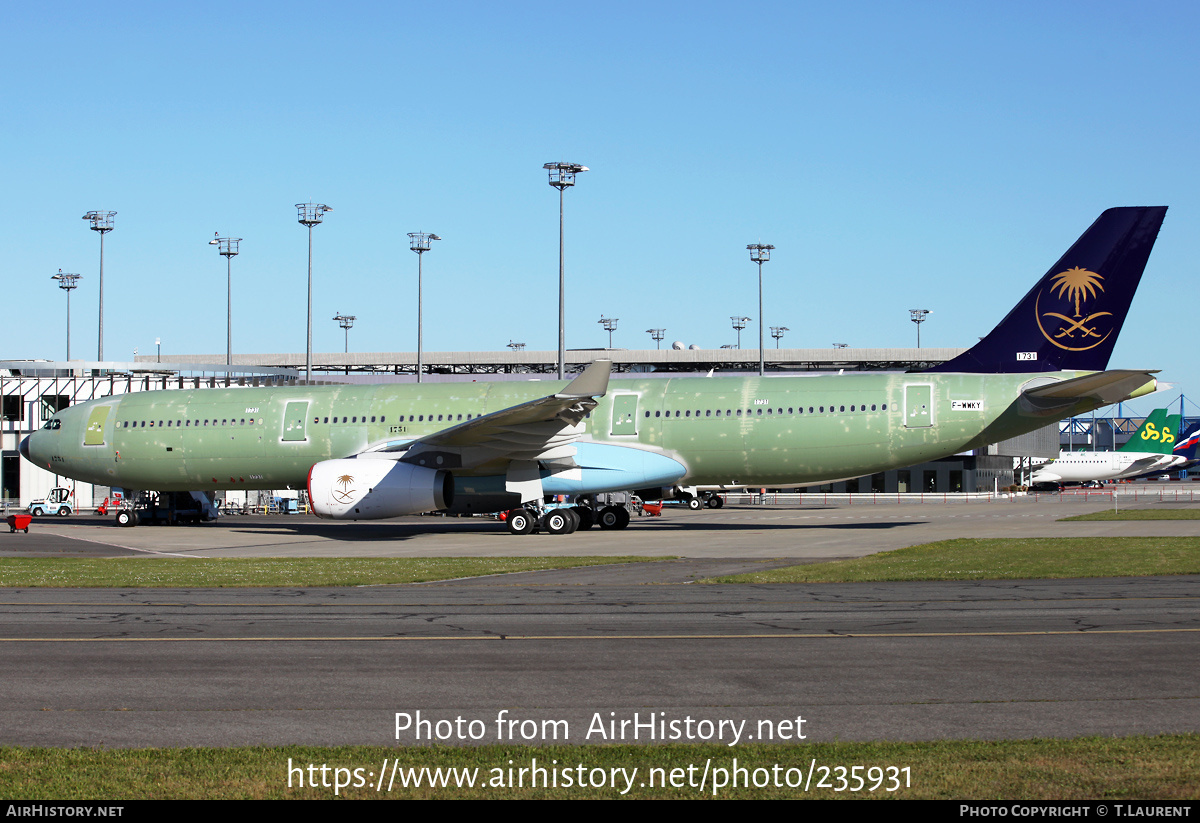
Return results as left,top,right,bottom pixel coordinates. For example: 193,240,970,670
42,419,62,430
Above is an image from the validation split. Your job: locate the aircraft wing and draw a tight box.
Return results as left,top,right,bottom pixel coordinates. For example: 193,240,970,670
384,360,612,473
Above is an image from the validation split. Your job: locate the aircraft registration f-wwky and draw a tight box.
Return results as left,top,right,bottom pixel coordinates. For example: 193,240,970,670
22,207,1167,534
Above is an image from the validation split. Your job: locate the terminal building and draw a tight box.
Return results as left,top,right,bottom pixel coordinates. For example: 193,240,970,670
0,346,1164,508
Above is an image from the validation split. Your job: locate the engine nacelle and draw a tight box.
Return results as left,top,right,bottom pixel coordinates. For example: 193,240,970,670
308,458,452,520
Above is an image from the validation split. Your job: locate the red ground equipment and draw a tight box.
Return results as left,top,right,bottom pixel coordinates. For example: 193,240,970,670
6,514,32,533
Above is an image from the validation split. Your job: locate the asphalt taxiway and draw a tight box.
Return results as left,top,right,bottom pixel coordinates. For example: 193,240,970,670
1,499,1197,748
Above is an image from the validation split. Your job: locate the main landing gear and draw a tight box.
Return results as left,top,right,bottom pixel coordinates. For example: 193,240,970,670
505,504,628,536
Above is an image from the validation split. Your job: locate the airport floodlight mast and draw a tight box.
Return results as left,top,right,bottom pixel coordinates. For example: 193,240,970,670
408,231,441,383
731,316,751,349
646,328,665,349
82,211,115,360
770,326,789,348
209,233,242,367
747,243,774,376
599,316,619,348
155,337,161,363
333,312,356,375
909,308,932,348
544,161,588,379
334,312,356,351
296,203,333,382
51,270,81,360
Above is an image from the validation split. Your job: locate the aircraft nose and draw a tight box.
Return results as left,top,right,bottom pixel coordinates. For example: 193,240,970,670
19,435,31,461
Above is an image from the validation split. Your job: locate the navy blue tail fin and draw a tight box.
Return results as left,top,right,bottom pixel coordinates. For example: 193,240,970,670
927,206,1167,373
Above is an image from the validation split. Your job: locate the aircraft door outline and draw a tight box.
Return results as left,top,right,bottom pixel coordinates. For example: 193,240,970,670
611,394,639,435
904,384,934,428
281,401,310,442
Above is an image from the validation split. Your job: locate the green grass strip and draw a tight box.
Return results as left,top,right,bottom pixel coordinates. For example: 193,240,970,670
706,537,1200,583
0,556,661,588
0,736,1196,799
1061,508,1200,521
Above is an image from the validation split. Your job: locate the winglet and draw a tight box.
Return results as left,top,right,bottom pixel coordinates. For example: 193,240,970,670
557,360,611,399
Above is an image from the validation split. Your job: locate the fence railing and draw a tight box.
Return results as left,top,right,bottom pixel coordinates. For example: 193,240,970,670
720,488,1200,506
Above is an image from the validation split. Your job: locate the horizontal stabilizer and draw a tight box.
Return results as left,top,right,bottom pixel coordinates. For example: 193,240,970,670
1021,370,1158,413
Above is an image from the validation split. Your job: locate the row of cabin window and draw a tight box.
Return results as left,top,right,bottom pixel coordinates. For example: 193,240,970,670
644,403,888,418
311,414,476,424
122,418,263,428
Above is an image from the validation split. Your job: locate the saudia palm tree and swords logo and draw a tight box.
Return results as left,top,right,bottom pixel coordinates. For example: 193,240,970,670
1034,266,1113,351
332,473,356,504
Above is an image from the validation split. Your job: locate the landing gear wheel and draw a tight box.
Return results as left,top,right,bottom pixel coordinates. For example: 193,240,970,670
685,496,702,510
598,506,631,530
116,510,136,528
572,506,594,530
598,506,620,530
711,495,724,508
506,509,536,535
614,506,630,529
542,510,573,535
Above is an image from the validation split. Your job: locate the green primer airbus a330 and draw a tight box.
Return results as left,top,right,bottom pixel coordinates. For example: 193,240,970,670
21,207,1167,534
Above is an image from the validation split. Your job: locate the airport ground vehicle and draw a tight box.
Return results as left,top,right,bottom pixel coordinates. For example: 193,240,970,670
27,487,73,517
112,491,219,527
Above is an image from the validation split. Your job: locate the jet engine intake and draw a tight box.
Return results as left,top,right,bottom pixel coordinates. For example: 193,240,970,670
308,458,452,520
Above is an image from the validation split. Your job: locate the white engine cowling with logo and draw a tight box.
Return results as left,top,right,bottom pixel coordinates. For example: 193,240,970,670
308,458,451,520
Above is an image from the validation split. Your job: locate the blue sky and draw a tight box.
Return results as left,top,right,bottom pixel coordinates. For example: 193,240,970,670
4,1,1198,413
